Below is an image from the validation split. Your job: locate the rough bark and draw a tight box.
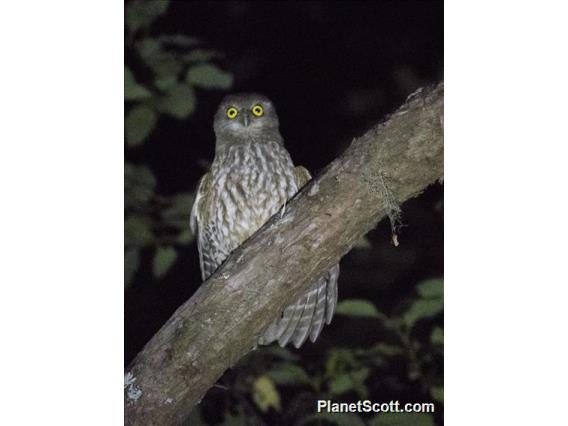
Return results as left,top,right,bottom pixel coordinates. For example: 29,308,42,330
125,82,444,425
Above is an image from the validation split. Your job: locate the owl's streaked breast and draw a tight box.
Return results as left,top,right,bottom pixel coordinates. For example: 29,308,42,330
194,93,338,348
204,140,298,264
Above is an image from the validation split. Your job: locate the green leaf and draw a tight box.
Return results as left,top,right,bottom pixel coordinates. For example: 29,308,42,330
124,248,140,288
252,376,281,412
265,364,312,386
403,278,444,327
157,34,200,47
125,67,152,101
328,368,369,398
328,373,354,396
136,38,162,61
125,163,156,208
368,342,404,357
155,74,178,92
431,385,444,403
133,38,183,91
161,192,194,230
403,298,443,327
162,192,194,219
153,246,178,278
182,49,222,63
431,327,444,345
137,40,182,80
125,105,157,146
186,63,233,89
158,83,196,119
326,349,357,377
325,350,369,398
416,278,443,298
176,229,194,245
336,299,380,318
125,216,154,247
299,412,366,426
126,0,170,34
370,412,435,426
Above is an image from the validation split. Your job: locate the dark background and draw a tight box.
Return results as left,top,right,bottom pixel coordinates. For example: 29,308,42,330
125,1,443,425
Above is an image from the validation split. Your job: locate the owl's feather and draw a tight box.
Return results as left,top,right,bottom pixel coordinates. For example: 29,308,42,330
189,173,210,237
190,173,219,281
293,165,312,189
309,276,328,342
191,93,339,348
268,167,339,348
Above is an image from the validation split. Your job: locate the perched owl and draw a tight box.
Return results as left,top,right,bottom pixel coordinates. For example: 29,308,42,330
190,93,339,348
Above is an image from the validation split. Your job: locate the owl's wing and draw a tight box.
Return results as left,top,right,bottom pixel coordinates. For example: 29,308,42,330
293,165,312,189
260,166,340,348
190,173,219,281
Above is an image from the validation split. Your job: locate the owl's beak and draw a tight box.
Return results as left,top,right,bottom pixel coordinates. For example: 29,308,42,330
241,112,251,127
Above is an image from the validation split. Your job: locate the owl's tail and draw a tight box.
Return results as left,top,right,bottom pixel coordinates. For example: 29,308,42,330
259,264,339,348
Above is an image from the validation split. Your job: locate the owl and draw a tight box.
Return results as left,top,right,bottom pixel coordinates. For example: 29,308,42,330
190,93,339,348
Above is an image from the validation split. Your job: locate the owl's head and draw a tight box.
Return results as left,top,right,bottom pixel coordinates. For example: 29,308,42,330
213,93,281,145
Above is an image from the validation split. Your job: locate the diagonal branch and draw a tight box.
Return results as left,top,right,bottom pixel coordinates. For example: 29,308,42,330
125,82,444,425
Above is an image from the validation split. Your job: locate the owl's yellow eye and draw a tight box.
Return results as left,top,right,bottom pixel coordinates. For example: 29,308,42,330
226,107,238,119
251,104,264,117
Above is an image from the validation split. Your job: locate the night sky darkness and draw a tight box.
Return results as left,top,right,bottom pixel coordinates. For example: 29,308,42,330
126,2,443,421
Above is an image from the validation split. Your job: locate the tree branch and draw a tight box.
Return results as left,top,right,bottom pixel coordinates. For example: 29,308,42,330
125,82,444,425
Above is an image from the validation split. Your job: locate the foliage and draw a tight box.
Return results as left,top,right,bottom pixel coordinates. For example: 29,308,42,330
124,3,442,425
369,412,435,426
188,277,443,425
124,0,233,288
252,376,282,412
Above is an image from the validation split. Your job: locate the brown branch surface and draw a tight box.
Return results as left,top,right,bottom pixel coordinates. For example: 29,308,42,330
125,82,444,425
